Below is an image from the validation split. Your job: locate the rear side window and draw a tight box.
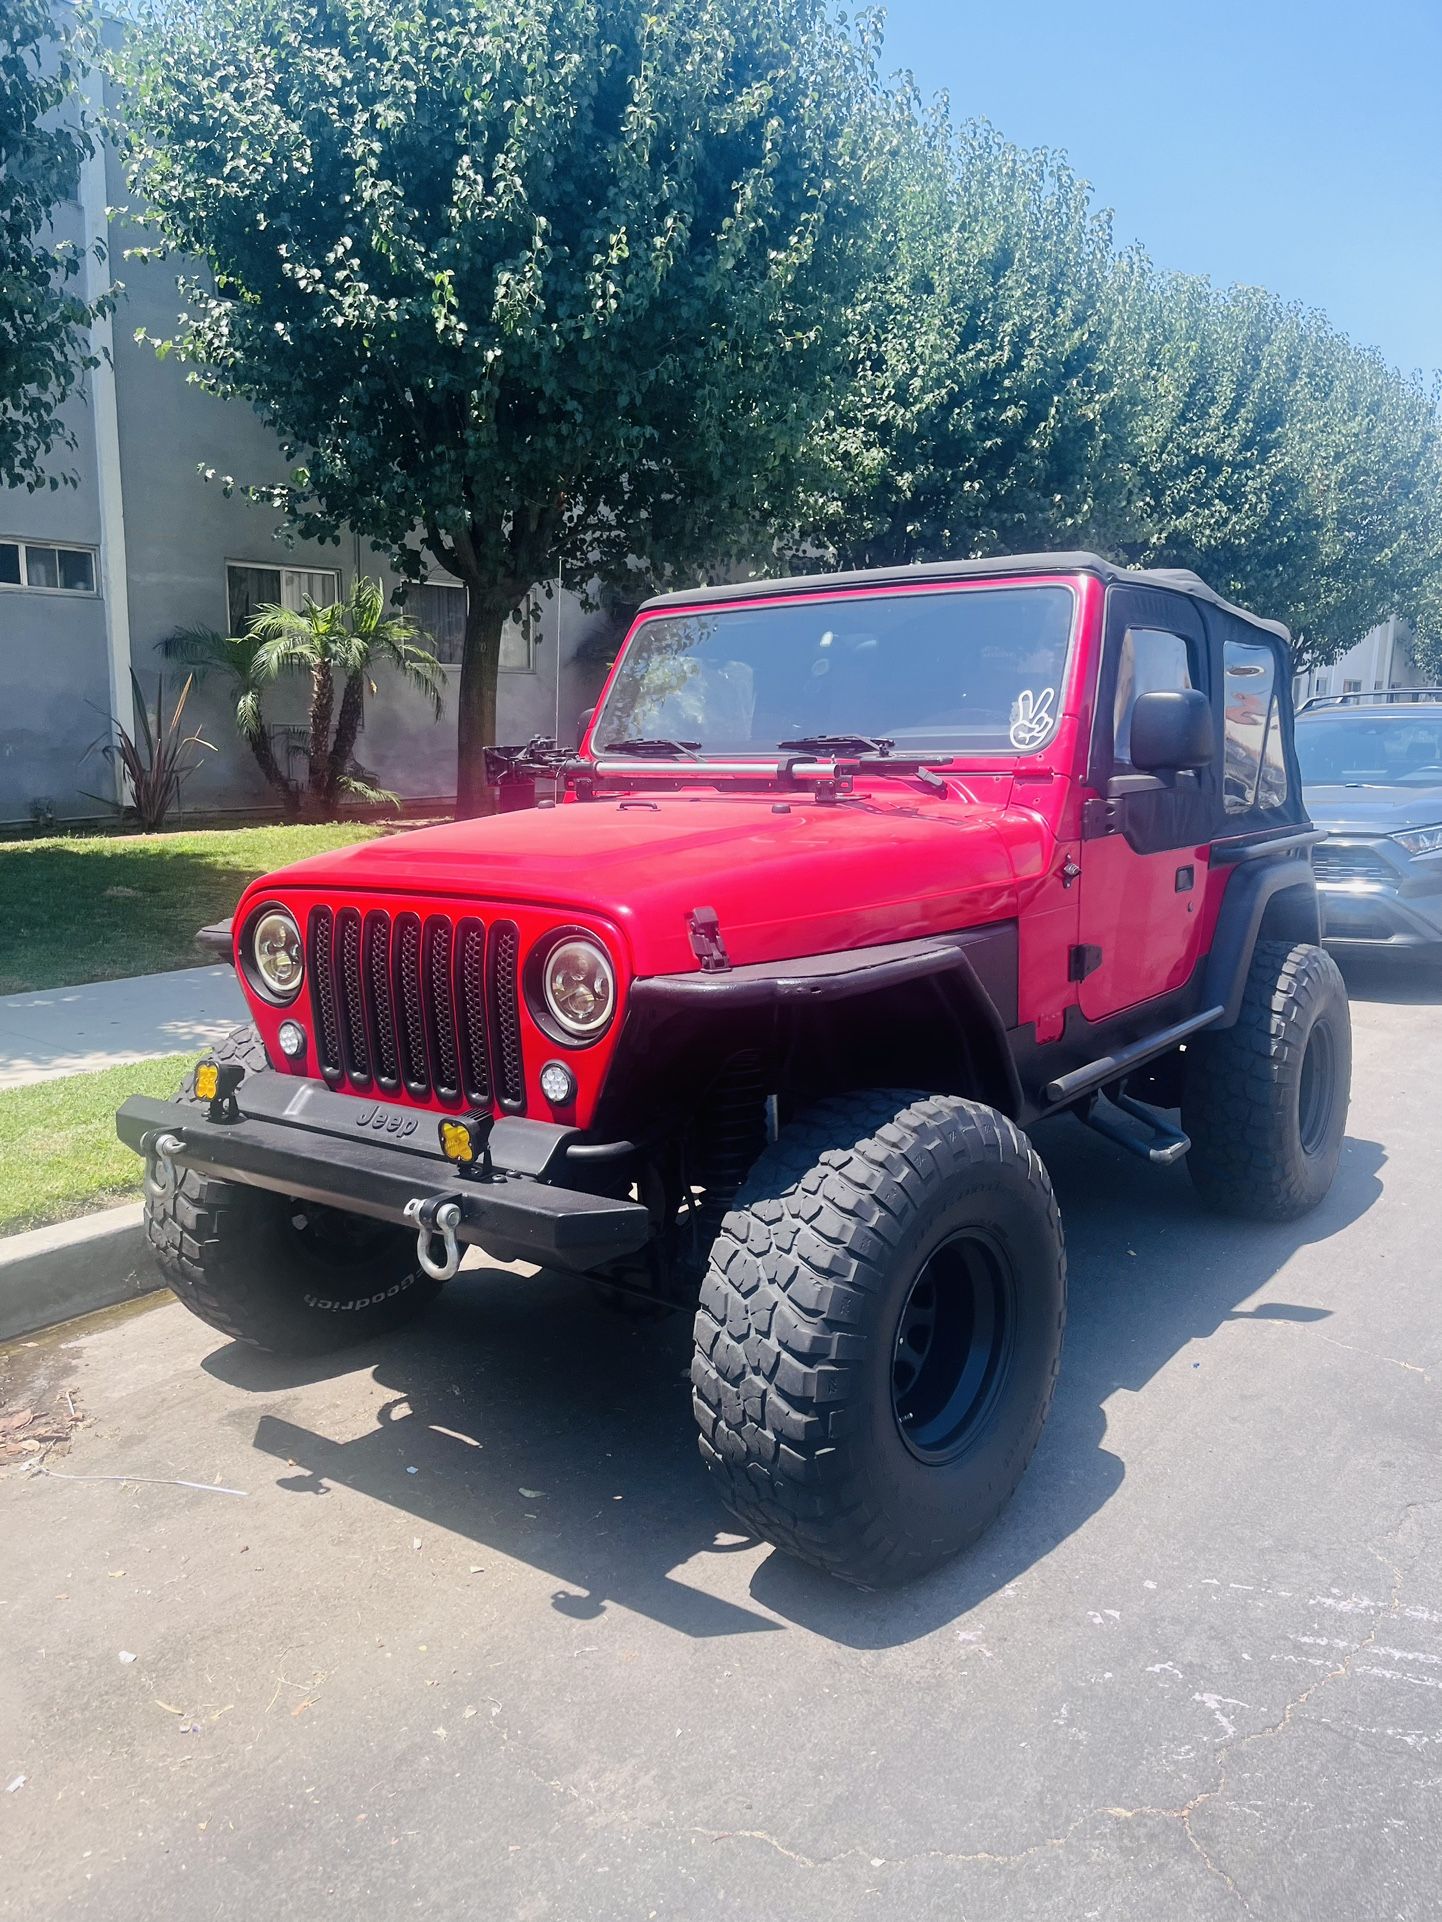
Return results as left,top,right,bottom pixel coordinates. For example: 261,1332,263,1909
1224,640,1290,813
1112,627,1196,764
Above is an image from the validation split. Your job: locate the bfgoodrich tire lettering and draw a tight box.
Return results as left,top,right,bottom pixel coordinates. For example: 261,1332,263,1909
143,1025,444,1354
1183,940,1352,1221
691,1091,1067,1587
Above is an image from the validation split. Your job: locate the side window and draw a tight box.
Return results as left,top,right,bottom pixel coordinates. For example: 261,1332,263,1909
1113,627,1195,765
1224,639,1290,813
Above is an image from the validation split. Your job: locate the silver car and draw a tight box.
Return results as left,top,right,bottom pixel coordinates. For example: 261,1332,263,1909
1296,692,1442,951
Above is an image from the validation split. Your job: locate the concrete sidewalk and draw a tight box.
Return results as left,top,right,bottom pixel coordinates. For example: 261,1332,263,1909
0,965,247,1090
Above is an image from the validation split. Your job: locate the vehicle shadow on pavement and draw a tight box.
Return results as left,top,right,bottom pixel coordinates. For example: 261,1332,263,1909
1335,951,1442,1008
203,1110,1385,1650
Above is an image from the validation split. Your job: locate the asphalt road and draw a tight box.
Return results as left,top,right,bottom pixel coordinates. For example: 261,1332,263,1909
3,953,1440,1922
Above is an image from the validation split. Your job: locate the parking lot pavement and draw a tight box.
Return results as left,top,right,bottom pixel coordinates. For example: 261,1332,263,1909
2,955,1439,1922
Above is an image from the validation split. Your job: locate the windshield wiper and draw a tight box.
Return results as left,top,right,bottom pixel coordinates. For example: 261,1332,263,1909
601,737,702,758
776,734,895,756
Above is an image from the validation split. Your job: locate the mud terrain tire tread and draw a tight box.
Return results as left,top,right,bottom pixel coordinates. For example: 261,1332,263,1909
144,1025,443,1353
691,1091,1066,1587
1183,939,1351,1221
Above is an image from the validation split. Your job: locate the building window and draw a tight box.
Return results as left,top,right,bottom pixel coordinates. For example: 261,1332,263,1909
1343,679,1362,694
407,582,466,664
404,581,541,672
226,563,339,634
0,539,97,593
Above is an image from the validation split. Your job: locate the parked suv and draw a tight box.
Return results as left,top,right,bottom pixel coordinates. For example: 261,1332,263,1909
1295,690,1442,952
118,552,1351,1586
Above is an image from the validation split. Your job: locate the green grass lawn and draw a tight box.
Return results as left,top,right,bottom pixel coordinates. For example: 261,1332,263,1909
0,823,387,994
0,1055,199,1236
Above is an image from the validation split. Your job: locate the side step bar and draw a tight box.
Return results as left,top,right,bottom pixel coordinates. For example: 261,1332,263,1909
1080,1090,1191,1167
1043,1005,1224,1106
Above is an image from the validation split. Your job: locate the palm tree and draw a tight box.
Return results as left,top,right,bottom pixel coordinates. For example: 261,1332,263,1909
160,622,300,814
162,577,447,820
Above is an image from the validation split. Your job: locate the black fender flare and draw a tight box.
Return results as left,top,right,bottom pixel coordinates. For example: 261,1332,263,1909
1203,837,1324,1027
592,925,1024,1136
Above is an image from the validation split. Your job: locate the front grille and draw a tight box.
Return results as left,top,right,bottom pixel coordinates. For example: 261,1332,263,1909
1314,842,1394,885
308,906,523,1111
308,907,342,1082
490,922,526,1110
335,908,370,1086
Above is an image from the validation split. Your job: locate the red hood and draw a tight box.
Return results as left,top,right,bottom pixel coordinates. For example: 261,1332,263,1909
255,786,1055,976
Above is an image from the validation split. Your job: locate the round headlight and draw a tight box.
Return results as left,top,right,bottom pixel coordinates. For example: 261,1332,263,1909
541,938,615,1039
251,908,304,1002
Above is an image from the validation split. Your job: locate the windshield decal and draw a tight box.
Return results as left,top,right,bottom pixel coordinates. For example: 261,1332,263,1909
1009,687,1057,750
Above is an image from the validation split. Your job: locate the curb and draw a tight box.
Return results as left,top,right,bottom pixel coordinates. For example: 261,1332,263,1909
0,1204,165,1343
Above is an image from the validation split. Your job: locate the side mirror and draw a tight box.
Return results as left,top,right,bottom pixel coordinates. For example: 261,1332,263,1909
576,706,595,750
1128,688,1214,772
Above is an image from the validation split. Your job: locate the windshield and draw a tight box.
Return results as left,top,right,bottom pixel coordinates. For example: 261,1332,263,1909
593,584,1076,757
1296,714,1442,787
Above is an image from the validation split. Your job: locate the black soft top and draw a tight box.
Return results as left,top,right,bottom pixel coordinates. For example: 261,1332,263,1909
639,551,1291,645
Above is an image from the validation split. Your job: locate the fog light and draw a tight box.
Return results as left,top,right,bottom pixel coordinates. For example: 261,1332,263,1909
539,1061,576,1106
277,1020,306,1058
438,1113,494,1172
194,1057,244,1123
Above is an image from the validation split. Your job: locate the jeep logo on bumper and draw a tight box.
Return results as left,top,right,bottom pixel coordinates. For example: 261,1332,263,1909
355,1103,418,1139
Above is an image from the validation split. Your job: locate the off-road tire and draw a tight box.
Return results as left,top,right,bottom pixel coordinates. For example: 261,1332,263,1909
692,1092,1067,1587
1183,940,1351,1221
144,1025,444,1353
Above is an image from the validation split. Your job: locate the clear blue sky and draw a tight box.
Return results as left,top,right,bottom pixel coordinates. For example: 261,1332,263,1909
877,0,1442,380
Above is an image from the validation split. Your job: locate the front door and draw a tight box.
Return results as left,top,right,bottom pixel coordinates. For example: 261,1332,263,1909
1077,588,1215,1022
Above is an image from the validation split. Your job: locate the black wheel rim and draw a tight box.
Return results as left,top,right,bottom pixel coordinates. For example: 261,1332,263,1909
1298,1018,1337,1157
891,1232,1014,1464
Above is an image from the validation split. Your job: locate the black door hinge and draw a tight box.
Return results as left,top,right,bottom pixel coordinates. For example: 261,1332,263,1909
687,906,732,973
1081,797,1117,840
1068,943,1104,982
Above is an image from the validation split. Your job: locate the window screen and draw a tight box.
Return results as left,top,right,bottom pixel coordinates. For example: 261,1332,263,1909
0,541,96,591
1113,627,1195,764
227,564,338,634
410,583,466,664
405,582,537,670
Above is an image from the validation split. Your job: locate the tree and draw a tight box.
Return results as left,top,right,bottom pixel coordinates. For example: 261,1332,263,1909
792,118,1122,571
162,576,446,819
1090,271,1442,668
0,0,113,490
118,0,895,811
796,104,1442,670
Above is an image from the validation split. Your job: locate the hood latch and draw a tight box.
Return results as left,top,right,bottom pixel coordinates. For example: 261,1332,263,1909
687,906,732,973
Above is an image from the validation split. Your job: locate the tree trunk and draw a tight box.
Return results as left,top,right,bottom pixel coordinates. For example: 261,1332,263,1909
326,673,367,810
246,728,299,819
306,660,334,817
454,588,514,819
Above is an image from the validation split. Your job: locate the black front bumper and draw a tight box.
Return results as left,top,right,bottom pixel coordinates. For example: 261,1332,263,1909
115,1079,652,1273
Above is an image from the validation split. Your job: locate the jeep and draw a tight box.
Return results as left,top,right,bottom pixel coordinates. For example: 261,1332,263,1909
117,551,1351,1586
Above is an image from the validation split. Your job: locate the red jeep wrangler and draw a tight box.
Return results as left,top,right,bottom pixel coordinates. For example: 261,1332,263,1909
118,552,1350,1585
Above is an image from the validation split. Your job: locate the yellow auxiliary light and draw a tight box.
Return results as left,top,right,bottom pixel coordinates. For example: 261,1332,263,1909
439,1120,475,1164
437,1112,494,1173
195,1058,244,1123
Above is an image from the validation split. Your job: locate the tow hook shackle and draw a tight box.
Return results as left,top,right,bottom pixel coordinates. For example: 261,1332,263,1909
142,1130,186,1203
404,1194,464,1282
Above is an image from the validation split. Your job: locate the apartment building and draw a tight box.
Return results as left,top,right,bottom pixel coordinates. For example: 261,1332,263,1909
0,56,614,827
